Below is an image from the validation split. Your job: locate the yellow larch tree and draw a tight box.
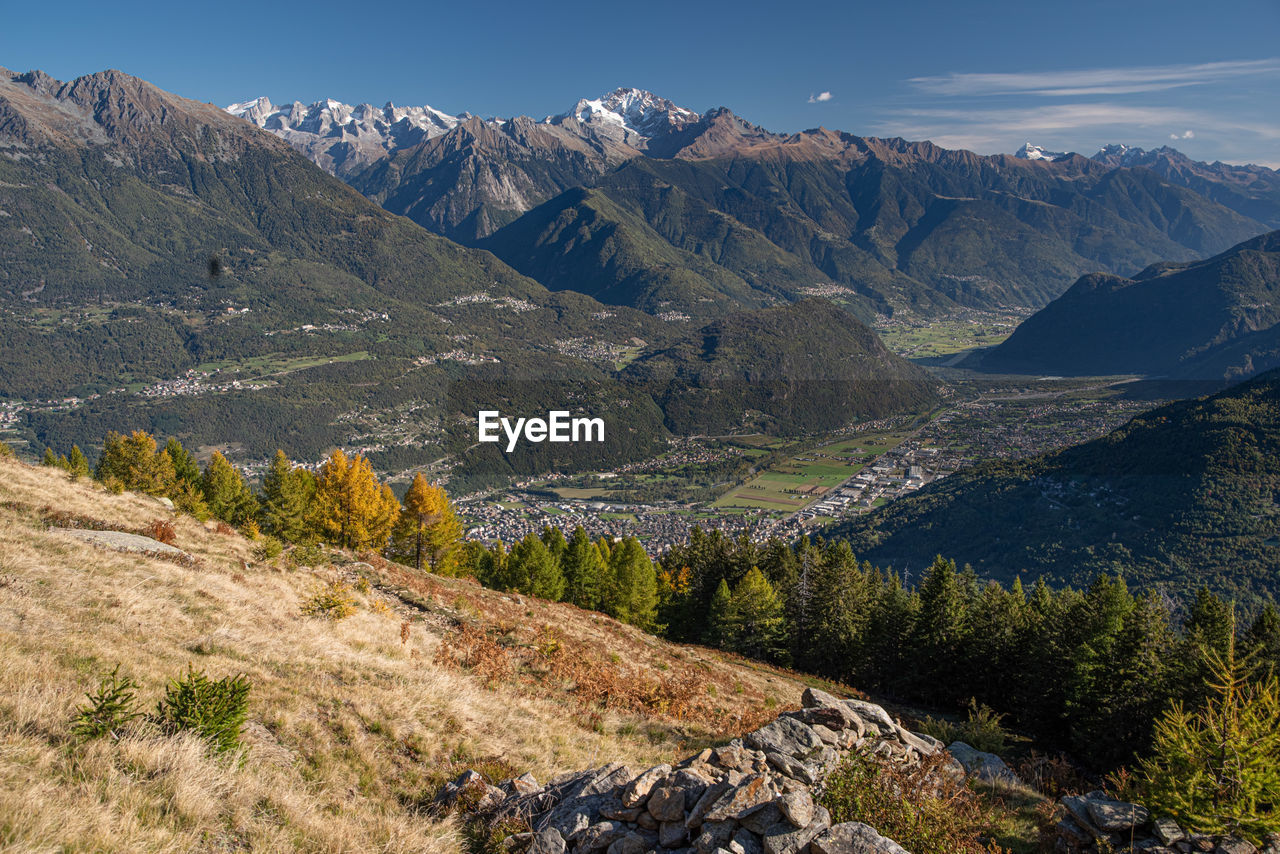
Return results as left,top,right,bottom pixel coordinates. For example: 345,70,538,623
310,449,398,550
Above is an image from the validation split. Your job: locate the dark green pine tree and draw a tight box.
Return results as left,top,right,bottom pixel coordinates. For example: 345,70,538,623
706,578,734,648
908,555,969,704
1245,604,1280,678
509,532,564,602
1180,587,1237,709
541,526,568,564
41,447,58,467
260,450,315,543
1062,575,1133,760
727,567,789,664
560,526,603,609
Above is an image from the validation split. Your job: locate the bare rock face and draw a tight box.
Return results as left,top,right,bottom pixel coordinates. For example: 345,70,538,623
457,691,953,854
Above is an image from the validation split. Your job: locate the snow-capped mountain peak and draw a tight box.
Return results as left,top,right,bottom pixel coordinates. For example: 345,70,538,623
224,96,464,176
1014,142,1068,162
553,87,701,142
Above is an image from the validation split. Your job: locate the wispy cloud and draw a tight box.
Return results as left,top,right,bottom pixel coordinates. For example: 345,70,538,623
808,91,833,103
908,59,1280,98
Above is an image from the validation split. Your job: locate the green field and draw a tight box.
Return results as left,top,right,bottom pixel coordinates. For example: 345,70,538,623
874,312,1023,359
715,430,911,511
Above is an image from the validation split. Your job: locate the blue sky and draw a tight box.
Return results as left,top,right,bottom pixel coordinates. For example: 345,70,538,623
5,0,1279,166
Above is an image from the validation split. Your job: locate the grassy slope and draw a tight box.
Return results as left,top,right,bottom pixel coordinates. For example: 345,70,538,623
0,458,838,852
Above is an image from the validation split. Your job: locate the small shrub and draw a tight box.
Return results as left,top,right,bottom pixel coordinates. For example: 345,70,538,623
289,541,326,568
400,620,412,646
821,750,1004,854
71,665,141,740
143,518,177,546
153,666,251,755
300,580,358,620
918,698,1015,754
214,521,235,536
353,575,371,595
252,536,283,562
241,519,260,540
0,442,13,459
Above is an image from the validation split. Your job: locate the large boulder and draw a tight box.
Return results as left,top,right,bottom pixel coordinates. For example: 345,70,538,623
946,741,1020,784
811,822,910,854
746,717,824,759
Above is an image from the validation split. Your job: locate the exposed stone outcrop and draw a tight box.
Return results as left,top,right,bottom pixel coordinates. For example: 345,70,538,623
457,689,940,854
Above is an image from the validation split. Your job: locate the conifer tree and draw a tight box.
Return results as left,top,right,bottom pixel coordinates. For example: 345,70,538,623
1131,634,1280,844
707,578,734,647
541,526,567,563
1245,605,1280,677
509,532,564,601
602,537,658,629
42,447,58,467
164,438,201,490
260,450,314,543
726,567,789,663
155,437,208,518
561,526,603,609
95,431,176,495
200,452,258,527
310,449,398,550
392,473,461,573
66,445,91,480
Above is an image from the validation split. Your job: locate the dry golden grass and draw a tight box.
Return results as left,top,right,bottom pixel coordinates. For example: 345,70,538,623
0,458,832,853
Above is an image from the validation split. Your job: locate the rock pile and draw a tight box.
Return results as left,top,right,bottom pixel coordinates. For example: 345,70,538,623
440,688,947,854
1053,791,1280,854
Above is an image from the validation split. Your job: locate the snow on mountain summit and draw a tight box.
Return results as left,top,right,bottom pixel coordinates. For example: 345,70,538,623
224,96,464,176
1014,142,1068,161
552,87,701,142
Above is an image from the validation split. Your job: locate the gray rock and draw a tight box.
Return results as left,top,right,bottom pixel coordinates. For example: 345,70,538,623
686,780,734,830
660,821,689,848
579,822,629,851
583,763,638,797
894,725,940,756
761,805,830,854
809,723,841,746
745,717,823,759
947,741,1020,784
1153,818,1185,845
842,700,895,732
811,822,910,854
529,827,566,854
600,798,643,822
607,832,646,854
738,802,784,836
732,828,764,854
637,812,658,831
56,527,190,557
704,774,774,822
764,750,816,785
512,772,542,794
623,765,673,808
712,745,752,771
694,823,736,854
1084,796,1150,832
777,790,814,829
648,787,687,823
1214,840,1259,854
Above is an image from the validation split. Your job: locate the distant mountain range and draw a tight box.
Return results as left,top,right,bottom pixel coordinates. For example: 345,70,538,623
227,88,1276,320
977,230,1280,380
1013,142,1280,229
825,368,1280,606
0,67,937,486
